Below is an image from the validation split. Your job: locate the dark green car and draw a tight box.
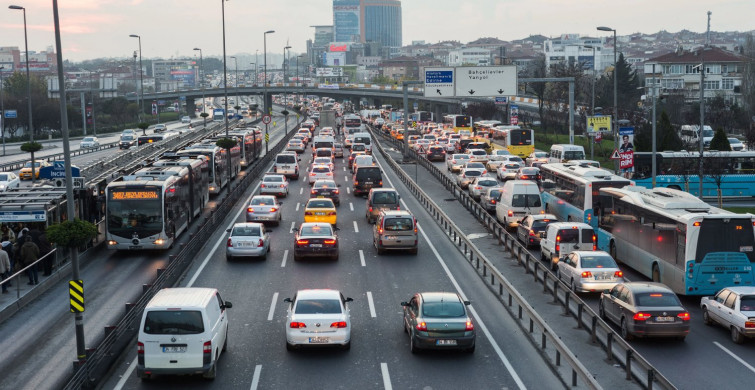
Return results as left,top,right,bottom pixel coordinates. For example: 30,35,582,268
401,292,476,353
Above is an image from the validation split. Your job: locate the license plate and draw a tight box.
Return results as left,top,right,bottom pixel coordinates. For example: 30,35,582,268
129,245,142,249
436,339,457,346
162,346,186,353
309,337,329,343
595,275,611,280
384,235,395,240
655,316,674,322
310,244,322,248
365,181,373,185
316,212,326,216
239,242,256,247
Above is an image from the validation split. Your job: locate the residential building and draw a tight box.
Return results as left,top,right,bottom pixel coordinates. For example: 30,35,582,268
543,34,607,72
447,47,492,66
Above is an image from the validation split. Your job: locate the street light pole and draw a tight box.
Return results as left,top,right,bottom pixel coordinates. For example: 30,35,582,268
9,5,33,146
230,56,239,108
193,48,205,127
283,46,291,108
597,26,618,171
255,50,259,85
583,45,598,160
0,66,5,156
263,30,275,117
129,34,144,124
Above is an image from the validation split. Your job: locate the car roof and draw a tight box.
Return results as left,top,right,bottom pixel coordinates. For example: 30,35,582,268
571,250,611,257
419,292,462,303
620,282,674,294
720,286,755,295
232,222,264,229
529,213,557,220
548,222,592,229
295,289,342,300
381,210,412,218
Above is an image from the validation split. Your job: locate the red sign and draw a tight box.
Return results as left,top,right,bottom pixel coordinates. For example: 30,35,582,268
619,151,634,169
510,117,518,125
595,132,602,142
329,44,347,52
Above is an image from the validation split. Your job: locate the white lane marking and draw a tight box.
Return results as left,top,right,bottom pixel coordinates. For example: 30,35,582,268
714,341,755,374
299,187,303,195
250,364,262,390
344,175,349,181
267,293,279,321
281,249,289,268
289,221,296,233
115,179,264,389
467,233,489,240
353,220,359,233
418,225,527,390
366,291,376,317
359,249,366,267
346,187,351,194
381,363,392,390
349,202,354,211
343,166,346,171
295,202,300,211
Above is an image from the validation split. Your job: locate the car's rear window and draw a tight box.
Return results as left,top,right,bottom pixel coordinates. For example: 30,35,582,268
557,228,594,243
511,194,541,208
313,167,330,173
373,192,397,204
233,226,261,236
316,149,333,157
739,296,755,311
357,168,381,179
276,155,296,164
384,217,413,231
579,255,617,269
308,200,333,208
295,299,342,314
634,292,681,307
314,181,336,188
464,170,482,177
264,176,283,182
300,225,333,236
422,302,465,318
478,179,497,187
251,197,275,205
144,311,204,335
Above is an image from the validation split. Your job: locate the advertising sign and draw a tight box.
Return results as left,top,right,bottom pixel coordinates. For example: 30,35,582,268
86,104,93,125
152,102,158,115
587,115,611,133
510,104,519,125
618,127,634,170
316,67,344,77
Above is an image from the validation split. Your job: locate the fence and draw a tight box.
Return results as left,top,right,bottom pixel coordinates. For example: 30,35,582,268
370,126,676,390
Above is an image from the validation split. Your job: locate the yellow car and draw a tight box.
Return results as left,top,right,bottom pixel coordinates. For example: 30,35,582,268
304,198,337,226
19,160,50,180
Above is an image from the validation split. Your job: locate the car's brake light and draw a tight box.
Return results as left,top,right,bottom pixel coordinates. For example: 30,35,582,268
328,211,336,216
745,321,755,329
203,341,212,354
258,239,265,247
297,239,309,245
290,322,307,328
330,321,348,328
633,312,652,321
247,207,253,212
270,207,277,212
415,322,427,331
311,190,317,194
580,271,593,278
507,210,513,217
227,238,233,247
137,341,144,354
324,239,336,245
465,320,474,331
614,271,623,278
529,229,535,236
677,312,691,321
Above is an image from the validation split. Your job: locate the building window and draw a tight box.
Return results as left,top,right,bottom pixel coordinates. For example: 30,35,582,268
661,79,684,89
722,79,734,90
663,65,684,75
703,80,720,90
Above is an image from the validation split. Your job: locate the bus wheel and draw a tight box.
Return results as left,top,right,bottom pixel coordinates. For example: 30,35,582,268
652,264,661,283
610,241,620,264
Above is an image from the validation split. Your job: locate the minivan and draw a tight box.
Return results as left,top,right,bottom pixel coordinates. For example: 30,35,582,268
137,288,232,380
312,136,335,152
352,133,372,154
353,166,383,196
547,144,586,164
495,180,543,230
274,152,299,180
540,222,596,270
365,188,400,223
373,210,418,255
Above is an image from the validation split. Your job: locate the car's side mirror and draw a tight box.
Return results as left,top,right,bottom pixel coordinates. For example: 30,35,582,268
400,302,409,307
345,297,353,303
223,301,233,309
226,228,231,232
292,227,299,233
283,298,292,303
464,301,471,306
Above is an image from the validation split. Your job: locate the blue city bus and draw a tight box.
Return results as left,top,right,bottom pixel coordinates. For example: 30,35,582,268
633,151,755,198
596,186,755,295
540,163,632,228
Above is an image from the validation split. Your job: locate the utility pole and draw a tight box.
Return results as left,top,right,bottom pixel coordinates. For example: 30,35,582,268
698,11,711,200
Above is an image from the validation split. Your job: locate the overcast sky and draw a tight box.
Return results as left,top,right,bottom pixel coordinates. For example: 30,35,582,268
1,0,752,65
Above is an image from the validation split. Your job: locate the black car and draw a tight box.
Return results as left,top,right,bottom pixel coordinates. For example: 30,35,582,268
353,166,383,196
311,179,340,206
293,222,339,261
119,134,137,149
425,145,446,161
456,138,474,153
515,167,541,182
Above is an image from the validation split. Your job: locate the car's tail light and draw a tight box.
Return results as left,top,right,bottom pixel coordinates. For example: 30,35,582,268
137,342,144,354
324,239,336,245
677,312,691,321
290,322,307,328
296,239,309,245
328,211,336,216
227,238,233,247
415,322,427,331
270,207,278,212
330,321,347,328
247,207,253,212
633,312,652,321
304,211,313,216
745,321,755,329
261,184,266,188
490,199,496,204
507,210,513,217
334,189,339,194
465,320,474,331
203,340,212,354
614,271,623,278
310,173,316,176
529,229,535,236
311,190,317,194
258,239,265,247
327,172,333,176
580,271,593,278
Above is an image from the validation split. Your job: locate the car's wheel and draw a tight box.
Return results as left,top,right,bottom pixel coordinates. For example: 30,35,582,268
620,318,634,341
731,326,745,344
342,340,351,351
293,254,300,262
409,332,419,354
702,308,713,325
652,264,661,283
403,319,408,333
203,357,217,380
331,253,339,261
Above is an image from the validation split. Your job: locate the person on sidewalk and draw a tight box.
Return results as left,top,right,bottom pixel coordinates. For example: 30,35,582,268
1,236,13,288
19,236,39,285
0,245,10,293
30,226,53,276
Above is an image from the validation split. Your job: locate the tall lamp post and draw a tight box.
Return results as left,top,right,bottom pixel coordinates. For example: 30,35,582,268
0,66,6,156
583,45,598,160
230,56,239,108
283,45,291,107
193,47,205,127
263,30,275,155
9,5,33,145
597,26,618,171
255,50,259,85
129,34,144,123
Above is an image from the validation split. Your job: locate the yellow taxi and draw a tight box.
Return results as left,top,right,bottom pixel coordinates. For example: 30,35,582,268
303,198,338,226
396,129,405,140
19,160,51,180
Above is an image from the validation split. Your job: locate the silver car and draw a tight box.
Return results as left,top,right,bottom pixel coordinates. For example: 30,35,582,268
80,136,100,149
260,174,289,197
308,164,334,185
246,195,282,225
480,186,503,212
468,177,499,201
225,222,270,260
446,154,470,173
557,251,624,293
496,162,522,181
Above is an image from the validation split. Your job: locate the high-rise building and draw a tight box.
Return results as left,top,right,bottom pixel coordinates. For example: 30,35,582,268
333,0,361,42
362,0,402,48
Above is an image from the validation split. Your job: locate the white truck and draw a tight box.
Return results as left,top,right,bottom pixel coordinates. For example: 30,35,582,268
319,109,337,131
700,286,755,344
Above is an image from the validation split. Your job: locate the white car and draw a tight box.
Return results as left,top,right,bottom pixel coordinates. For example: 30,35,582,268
468,176,499,201
446,154,470,173
246,195,282,225
260,174,289,197
308,164,334,185
284,289,353,350
0,172,20,191
526,151,548,167
312,156,335,172
701,286,755,343
181,116,192,124
556,251,624,293
153,124,167,133
80,136,100,149
497,161,523,181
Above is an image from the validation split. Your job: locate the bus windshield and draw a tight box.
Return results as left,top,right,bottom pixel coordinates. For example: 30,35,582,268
107,189,163,238
510,130,533,145
696,219,755,263
456,116,471,127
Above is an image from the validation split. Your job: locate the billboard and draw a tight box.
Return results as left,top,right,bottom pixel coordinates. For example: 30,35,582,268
333,0,360,42
323,52,346,67
316,67,344,77
169,63,196,85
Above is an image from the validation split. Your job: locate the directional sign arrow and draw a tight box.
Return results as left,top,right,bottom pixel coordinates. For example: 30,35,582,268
436,89,442,95
498,89,504,94
468,89,475,95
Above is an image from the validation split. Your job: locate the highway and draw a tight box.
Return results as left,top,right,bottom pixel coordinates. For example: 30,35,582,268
0,101,289,390
100,127,565,390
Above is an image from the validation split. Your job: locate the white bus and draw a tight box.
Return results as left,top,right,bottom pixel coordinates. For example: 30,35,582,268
540,163,633,228
177,145,228,195
596,186,755,295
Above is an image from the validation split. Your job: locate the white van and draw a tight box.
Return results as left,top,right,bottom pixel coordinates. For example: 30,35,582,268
352,132,373,154
679,125,714,148
137,288,232,380
495,180,543,230
547,144,586,164
540,222,596,270
273,152,300,179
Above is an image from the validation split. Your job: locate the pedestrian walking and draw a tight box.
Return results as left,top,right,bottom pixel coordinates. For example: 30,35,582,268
19,236,39,285
30,226,53,276
0,245,10,293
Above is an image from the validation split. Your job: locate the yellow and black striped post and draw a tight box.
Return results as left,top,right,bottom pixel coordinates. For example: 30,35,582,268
69,280,84,313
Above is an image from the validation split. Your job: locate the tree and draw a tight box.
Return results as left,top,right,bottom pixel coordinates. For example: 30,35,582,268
46,219,98,249
3,71,49,138
20,141,43,184
709,127,731,151
137,122,149,136
200,112,209,127
705,151,732,208
657,111,683,151
595,53,641,121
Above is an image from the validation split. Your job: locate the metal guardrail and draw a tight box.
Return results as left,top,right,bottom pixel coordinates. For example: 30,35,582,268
370,126,677,390
62,117,301,389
